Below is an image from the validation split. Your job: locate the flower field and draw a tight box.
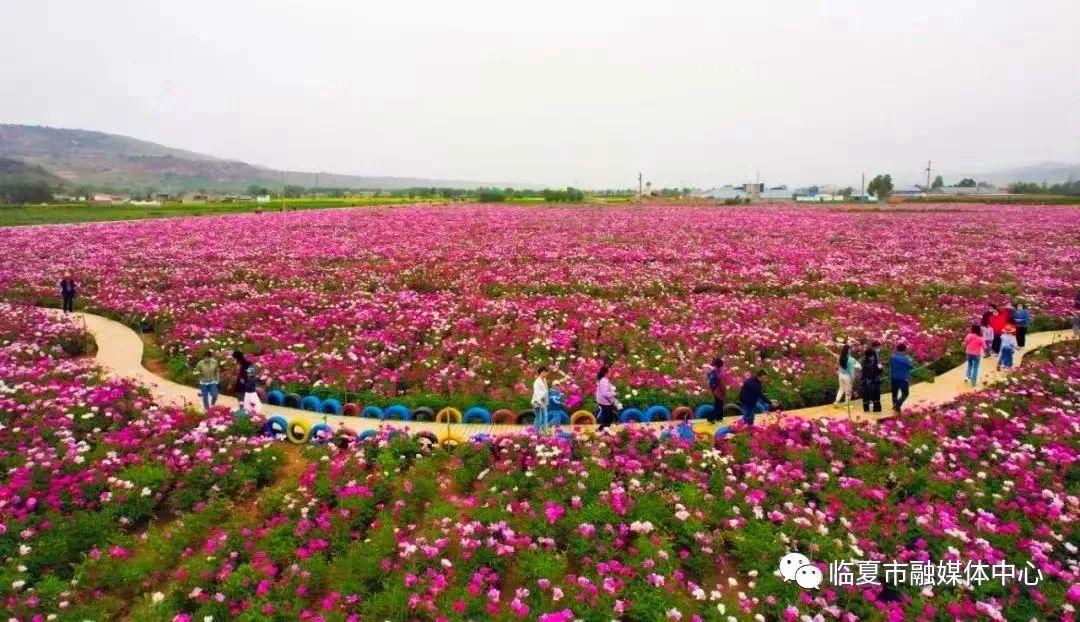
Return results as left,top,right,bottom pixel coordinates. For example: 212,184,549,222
1,303,1077,620
1,203,1077,412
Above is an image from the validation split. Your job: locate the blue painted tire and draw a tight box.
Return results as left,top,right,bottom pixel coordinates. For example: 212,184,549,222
715,425,733,441
360,405,384,420
263,415,288,437
463,406,492,424
300,395,323,412
309,423,333,443
644,405,671,422
694,404,714,420
675,423,696,442
619,407,645,423
266,389,286,406
470,433,492,443
321,398,342,415
551,410,570,425
357,429,379,442
383,404,412,421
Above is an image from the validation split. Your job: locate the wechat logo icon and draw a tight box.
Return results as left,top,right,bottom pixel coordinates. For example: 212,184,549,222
778,552,823,589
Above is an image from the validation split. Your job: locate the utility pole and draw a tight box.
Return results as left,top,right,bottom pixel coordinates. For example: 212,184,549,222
860,173,865,196
925,160,932,190
638,172,643,200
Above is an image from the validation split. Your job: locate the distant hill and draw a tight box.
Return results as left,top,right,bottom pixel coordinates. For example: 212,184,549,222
946,161,1080,187
0,157,66,186
0,124,535,192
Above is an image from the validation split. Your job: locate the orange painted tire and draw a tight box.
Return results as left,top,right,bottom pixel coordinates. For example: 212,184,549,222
672,406,694,422
491,409,517,425
571,410,597,425
435,407,462,424
341,403,362,417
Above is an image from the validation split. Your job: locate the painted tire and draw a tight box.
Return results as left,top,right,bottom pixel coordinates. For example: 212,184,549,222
470,433,492,443
341,403,361,417
463,406,492,424
263,415,288,437
491,409,516,424
357,429,379,442
300,395,323,412
619,407,645,423
412,407,435,422
551,410,570,425
321,398,343,415
694,404,714,420
438,431,465,448
674,423,696,442
571,410,597,425
286,419,310,444
415,431,439,447
516,409,535,425
266,389,286,406
360,405,384,420
332,430,356,449
714,425,733,441
384,404,412,421
284,393,303,408
672,406,694,422
694,430,713,443
557,430,574,440
436,407,463,424
644,405,671,422
309,423,333,444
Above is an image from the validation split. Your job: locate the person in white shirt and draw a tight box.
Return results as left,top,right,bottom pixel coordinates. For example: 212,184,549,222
531,365,551,434
595,365,617,431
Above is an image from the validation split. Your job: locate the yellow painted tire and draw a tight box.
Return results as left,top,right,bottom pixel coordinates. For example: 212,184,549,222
438,431,466,449
571,410,597,426
286,419,310,444
435,407,462,424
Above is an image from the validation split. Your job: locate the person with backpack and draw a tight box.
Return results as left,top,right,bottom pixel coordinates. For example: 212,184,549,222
595,365,619,431
832,343,861,409
964,324,984,386
706,357,727,423
889,343,914,414
861,341,883,413
59,274,77,314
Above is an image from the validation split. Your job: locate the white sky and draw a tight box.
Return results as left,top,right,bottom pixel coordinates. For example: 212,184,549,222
3,0,1079,188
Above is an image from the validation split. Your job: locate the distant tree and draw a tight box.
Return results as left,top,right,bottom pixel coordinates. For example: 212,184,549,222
957,178,977,188
282,185,306,198
931,175,944,189
247,185,270,196
477,188,506,203
0,181,54,204
866,174,893,199
839,186,854,197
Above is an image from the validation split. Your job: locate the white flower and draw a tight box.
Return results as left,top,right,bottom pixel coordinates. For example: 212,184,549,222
152,592,165,603
12,579,26,590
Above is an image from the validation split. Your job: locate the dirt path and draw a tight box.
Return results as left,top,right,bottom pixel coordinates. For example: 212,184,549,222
55,309,1075,435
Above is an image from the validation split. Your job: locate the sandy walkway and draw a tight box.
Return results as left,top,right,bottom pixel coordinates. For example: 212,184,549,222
58,310,1074,439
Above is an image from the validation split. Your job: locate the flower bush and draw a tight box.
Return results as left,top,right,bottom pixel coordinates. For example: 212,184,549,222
1,204,1076,410
0,304,282,617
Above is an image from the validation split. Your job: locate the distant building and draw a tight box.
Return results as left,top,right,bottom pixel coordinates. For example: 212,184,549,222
91,193,129,204
256,195,272,204
695,183,792,202
891,186,926,197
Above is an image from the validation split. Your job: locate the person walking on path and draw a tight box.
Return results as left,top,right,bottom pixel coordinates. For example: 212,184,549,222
889,343,914,414
595,365,617,431
1012,303,1031,348
531,365,552,435
59,275,76,314
195,351,221,410
832,343,861,409
706,357,727,423
1074,290,1080,339
980,314,995,358
232,350,252,401
997,325,1018,371
861,341,883,413
989,304,1011,354
241,365,262,414
964,324,985,386
737,370,770,426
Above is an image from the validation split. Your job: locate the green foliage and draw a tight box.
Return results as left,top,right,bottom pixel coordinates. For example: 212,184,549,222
867,173,894,199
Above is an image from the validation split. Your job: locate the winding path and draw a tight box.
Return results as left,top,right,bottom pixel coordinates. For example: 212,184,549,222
61,310,1075,439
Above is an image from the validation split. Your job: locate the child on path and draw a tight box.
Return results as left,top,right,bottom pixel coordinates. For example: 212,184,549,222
242,366,262,414
531,365,551,435
595,365,617,431
980,315,994,358
706,357,727,423
997,326,1018,371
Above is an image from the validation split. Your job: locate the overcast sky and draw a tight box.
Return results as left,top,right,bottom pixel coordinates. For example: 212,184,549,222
3,0,1078,188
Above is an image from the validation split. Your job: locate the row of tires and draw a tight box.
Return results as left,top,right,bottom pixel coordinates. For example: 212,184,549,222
260,414,733,446
263,389,741,425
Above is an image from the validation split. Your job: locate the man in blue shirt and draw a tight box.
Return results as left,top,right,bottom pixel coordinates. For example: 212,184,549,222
889,343,914,414
737,370,772,425
1012,303,1031,349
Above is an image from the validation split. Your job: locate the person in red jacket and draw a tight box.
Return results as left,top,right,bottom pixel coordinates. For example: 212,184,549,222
988,304,1011,354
